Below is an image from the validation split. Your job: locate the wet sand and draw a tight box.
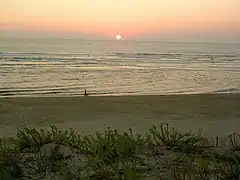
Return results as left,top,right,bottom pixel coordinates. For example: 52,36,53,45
0,93,239,137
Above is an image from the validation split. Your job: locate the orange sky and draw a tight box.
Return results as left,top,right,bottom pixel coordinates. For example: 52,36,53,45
0,0,240,40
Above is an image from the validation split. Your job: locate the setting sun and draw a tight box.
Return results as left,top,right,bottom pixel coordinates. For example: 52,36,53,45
116,34,122,40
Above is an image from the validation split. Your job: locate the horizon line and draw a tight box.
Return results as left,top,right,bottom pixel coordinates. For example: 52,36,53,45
0,36,239,45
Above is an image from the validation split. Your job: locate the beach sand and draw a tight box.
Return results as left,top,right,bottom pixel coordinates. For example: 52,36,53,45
0,93,239,138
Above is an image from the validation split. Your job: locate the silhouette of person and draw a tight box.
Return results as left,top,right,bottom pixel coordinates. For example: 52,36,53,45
84,89,88,96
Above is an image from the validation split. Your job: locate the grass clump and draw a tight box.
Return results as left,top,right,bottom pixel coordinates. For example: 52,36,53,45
1,123,240,179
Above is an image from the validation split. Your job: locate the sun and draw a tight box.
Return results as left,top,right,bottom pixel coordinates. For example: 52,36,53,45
116,34,122,40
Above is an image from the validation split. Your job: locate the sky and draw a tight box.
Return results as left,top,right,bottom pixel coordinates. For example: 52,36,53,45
0,0,240,42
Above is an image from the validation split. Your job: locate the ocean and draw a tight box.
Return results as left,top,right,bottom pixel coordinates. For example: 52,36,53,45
0,38,239,97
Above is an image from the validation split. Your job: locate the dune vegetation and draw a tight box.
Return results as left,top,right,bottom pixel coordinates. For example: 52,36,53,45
1,123,240,180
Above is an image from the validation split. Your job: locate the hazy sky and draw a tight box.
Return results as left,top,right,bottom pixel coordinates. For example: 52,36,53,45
0,0,240,42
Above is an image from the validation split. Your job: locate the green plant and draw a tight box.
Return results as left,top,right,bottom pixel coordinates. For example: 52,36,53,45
1,123,240,179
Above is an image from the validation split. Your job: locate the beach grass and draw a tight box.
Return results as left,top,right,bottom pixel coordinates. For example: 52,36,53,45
1,123,240,180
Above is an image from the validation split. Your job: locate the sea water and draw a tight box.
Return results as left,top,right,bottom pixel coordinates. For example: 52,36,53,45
0,38,239,96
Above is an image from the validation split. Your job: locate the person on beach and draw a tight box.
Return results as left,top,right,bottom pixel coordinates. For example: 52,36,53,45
84,89,88,96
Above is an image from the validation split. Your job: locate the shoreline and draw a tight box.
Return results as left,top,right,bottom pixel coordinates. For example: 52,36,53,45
0,91,240,98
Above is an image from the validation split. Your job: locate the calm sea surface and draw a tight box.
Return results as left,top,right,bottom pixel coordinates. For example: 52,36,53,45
0,38,239,96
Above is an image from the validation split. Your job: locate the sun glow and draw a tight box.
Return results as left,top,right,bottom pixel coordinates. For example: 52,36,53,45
116,34,122,40
0,0,239,42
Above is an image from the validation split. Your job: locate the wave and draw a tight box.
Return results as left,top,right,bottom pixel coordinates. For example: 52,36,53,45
0,51,239,63
214,88,240,93
0,52,90,56
0,86,84,94
1,51,238,56
0,57,96,63
0,88,136,97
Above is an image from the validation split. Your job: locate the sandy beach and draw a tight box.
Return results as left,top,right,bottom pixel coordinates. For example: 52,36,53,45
0,93,239,138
